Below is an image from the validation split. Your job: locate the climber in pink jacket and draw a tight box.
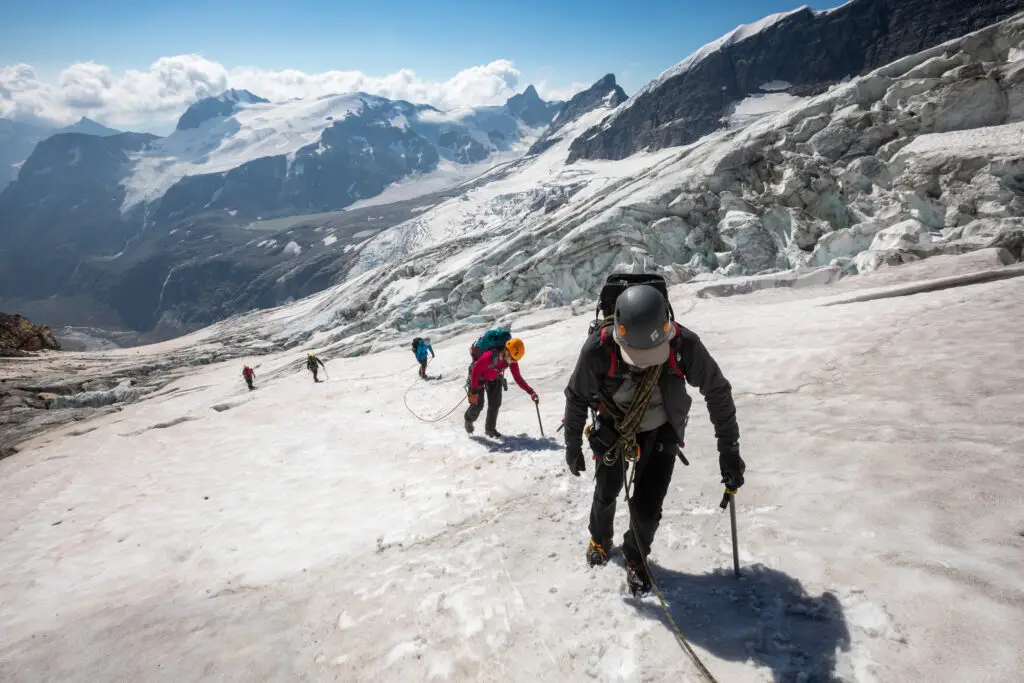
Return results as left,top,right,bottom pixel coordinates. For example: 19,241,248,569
465,338,537,438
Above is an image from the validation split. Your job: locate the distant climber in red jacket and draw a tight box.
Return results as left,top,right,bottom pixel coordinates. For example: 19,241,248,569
465,338,537,438
242,365,255,390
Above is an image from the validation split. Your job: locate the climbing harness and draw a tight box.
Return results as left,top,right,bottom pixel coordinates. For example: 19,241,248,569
594,363,663,467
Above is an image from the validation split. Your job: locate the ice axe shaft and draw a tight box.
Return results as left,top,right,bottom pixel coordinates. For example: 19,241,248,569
535,403,545,437
720,488,740,578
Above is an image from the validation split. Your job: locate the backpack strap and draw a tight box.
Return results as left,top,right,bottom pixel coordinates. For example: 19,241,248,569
667,323,686,380
599,325,618,377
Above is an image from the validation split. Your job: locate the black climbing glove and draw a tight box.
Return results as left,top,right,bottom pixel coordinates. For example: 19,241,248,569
566,443,586,477
718,441,745,490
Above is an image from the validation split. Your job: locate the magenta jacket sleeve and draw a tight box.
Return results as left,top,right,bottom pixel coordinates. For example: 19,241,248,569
469,353,487,390
509,362,533,394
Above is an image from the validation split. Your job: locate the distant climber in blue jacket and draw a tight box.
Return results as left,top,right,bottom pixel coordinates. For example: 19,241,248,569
411,337,435,378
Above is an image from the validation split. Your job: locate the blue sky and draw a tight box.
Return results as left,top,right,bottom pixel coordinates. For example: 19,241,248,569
1,0,844,130
3,0,840,93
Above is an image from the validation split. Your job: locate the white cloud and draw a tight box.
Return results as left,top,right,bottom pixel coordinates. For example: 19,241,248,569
230,58,521,111
0,55,577,131
535,81,591,102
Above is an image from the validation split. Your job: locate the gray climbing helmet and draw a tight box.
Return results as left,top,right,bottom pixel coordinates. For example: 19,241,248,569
612,284,674,367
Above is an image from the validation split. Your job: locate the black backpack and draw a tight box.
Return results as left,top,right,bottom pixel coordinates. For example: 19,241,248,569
588,272,685,379
411,337,423,353
589,273,675,334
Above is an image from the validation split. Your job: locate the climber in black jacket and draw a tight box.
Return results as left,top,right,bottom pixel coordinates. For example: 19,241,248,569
562,283,743,595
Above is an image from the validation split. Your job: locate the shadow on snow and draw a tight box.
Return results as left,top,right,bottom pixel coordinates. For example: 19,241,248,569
625,562,851,682
468,434,562,453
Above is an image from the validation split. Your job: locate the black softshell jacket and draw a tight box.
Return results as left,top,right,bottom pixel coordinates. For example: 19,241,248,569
563,324,739,452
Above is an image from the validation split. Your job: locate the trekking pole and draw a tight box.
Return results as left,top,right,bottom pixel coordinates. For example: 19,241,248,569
719,488,740,578
535,403,545,437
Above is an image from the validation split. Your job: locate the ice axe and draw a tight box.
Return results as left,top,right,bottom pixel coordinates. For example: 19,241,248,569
719,488,740,578
535,402,545,437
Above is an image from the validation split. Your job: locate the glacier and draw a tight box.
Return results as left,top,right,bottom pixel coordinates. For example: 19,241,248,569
220,13,1024,357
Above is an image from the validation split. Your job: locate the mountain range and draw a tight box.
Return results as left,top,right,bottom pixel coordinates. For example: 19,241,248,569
0,83,571,336
0,116,121,191
1,0,1022,345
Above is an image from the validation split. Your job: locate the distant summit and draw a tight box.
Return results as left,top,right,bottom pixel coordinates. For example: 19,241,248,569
57,117,121,137
504,85,562,127
527,74,627,155
175,89,270,131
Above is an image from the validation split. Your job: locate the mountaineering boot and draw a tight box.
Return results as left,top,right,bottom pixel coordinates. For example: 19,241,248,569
485,428,503,439
623,552,652,596
464,418,475,434
586,538,610,567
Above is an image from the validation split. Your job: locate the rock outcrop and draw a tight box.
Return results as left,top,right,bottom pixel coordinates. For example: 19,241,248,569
0,313,61,356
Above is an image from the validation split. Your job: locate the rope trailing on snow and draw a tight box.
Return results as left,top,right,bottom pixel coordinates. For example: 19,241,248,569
402,378,467,423
623,459,721,683
590,359,718,677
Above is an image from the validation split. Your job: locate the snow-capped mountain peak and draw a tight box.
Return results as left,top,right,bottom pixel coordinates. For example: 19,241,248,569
124,89,552,213
175,89,271,132
527,74,627,155
218,88,267,104
504,85,562,127
57,117,122,137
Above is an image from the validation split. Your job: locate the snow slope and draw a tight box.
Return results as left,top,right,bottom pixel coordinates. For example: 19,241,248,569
2,251,1022,682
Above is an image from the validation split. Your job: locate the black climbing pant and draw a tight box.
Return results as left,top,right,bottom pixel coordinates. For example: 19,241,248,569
589,422,678,566
464,378,503,432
